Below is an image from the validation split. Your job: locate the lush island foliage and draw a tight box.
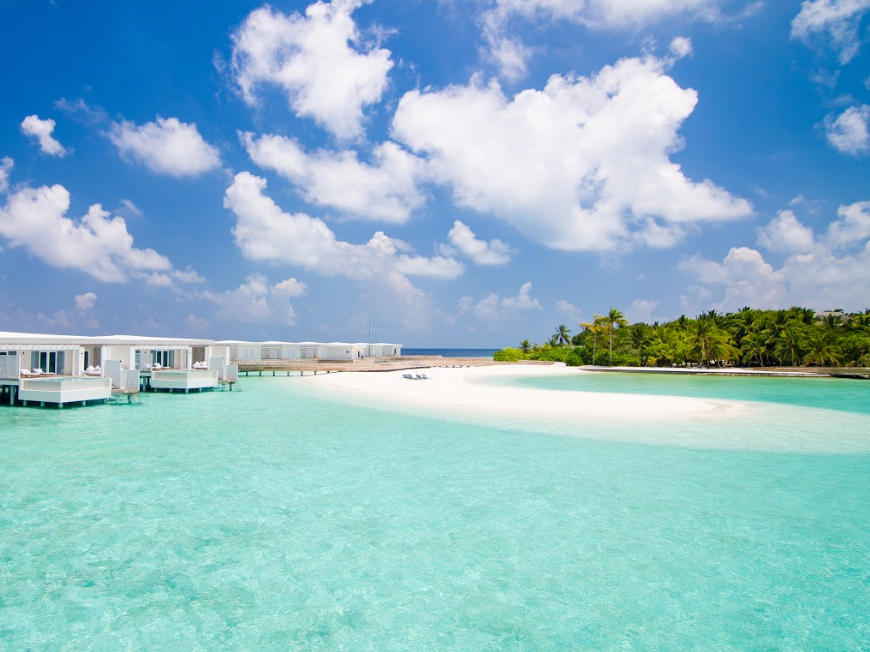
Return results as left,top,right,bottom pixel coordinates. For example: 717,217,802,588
495,307,870,368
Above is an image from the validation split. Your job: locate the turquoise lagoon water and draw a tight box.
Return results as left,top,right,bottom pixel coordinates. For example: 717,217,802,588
1,374,869,651
493,370,870,416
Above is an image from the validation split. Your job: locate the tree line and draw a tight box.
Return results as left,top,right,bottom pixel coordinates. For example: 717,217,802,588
494,307,870,368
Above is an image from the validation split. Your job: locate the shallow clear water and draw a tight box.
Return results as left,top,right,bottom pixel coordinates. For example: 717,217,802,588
1,376,869,651
497,370,870,415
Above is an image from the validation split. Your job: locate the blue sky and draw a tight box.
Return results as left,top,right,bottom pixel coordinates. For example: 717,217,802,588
0,0,868,346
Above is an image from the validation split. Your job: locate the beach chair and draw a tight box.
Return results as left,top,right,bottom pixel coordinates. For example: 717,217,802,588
402,373,414,380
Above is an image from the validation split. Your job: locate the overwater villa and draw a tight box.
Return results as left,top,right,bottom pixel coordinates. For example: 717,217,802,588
0,332,234,407
214,340,402,362
0,332,401,407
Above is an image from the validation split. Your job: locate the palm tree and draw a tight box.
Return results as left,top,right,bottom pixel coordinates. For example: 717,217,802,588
774,321,808,366
580,315,604,365
553,324,572,347
726,306,756,350
605,308,628,365
788,306,816,325
687,317,738,367
519,339,532,355
628,323,651,366
803,333,841,366
740,331,768,367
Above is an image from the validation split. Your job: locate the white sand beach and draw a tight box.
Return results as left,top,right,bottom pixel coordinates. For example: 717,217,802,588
308,363,738,421
305,364,870,453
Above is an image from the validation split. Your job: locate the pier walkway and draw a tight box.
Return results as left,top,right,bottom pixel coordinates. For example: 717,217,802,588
236,356,522,376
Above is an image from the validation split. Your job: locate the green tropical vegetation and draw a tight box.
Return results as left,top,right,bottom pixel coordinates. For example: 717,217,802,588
493,307,870,368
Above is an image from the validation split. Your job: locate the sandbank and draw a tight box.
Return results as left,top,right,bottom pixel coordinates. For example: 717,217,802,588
307,363,738,421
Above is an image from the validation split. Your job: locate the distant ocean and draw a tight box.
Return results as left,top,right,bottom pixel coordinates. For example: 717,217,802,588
403,348,498,359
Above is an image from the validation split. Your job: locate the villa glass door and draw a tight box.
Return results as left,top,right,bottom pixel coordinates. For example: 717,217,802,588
31,351,64,373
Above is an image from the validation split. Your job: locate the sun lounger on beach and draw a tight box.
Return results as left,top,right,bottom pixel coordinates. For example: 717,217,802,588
402,373,414,380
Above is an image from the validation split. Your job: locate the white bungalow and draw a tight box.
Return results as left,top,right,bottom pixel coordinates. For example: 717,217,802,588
0,332,229,404
90,335,220,392
213,340,264,362
0,332,111,405
212,340,403,362
368,343,402,357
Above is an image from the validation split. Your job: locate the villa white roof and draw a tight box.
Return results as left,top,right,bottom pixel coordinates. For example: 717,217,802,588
0,332,212,347
0,332,84,346
92,335,213,346
0,332,403,349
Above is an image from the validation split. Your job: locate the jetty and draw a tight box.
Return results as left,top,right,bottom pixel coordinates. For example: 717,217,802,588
236,356,507,376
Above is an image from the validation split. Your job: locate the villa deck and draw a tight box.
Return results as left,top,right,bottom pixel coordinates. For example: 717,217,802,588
0,376,112,407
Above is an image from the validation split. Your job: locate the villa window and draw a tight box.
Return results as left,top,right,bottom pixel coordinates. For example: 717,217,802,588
151,350,175,368
30,351,64,374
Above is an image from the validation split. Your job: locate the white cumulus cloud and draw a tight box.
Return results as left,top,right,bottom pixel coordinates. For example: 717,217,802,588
824,105,870,155
679,201,870,311
0,166,199,286
230,1,393,139
479,0,736,78
20,115,68,157
273,277,308,297
108,117,221,177
0,157,12,194
74,292,97,311
204,273,305,326
669,36,694,58
826,200,870,248
445,220,512,265
241,132,424,222
392,56,751,252
791,0,870,64
119,199,143,216
556,299,583,323
626,299,660,324
487,0,734,27
224,171,462,281
1,185,169,283
473,281,542,321
756,210,816,253
502,281,542,310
